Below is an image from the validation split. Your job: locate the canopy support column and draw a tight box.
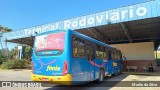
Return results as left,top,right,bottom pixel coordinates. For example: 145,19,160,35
120,23,133,43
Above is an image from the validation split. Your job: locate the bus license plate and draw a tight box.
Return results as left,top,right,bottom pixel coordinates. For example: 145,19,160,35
42,78,49,81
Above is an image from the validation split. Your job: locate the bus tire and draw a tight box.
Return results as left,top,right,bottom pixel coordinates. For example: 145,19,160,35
118,69,122,75
114,68,120,76
98,69,104,83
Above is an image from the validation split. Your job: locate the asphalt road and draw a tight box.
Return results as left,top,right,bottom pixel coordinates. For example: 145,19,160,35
0,70,160,90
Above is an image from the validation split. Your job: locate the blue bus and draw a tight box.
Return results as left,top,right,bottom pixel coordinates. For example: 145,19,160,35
31,29,123,85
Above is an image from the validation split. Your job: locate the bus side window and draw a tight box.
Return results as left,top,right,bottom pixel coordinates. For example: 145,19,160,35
117,51,121,60
106,50,110,60
95,45,106,60
117,50,122,60
119,51,123,60
85,43,94,60
111,50,117,60
72,36,85,58
111,51,113,60
112,50,121,60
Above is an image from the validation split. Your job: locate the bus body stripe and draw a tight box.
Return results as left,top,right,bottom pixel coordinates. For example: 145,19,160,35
36,59,56,70
89,59,106,68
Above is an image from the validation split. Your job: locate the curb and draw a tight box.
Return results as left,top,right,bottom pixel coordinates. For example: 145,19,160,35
123,72,160,76
0,69,32,72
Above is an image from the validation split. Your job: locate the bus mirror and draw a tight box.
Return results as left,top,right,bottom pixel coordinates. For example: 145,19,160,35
123,56,126,60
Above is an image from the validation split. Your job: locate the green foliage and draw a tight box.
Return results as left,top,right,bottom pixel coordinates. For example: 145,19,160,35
9,47,18,59
0,58,5,64
0,44,32,69
0,25,12,32
0,60,15,69
23,45,32,61
0,50,6,64
0,59,30,69
0,45,32,61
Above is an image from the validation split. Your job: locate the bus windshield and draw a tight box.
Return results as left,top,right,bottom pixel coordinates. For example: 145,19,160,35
35,32,65,51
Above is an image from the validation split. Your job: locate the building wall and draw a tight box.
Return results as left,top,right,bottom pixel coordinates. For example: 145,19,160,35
111,42,157,72
111,42,155,60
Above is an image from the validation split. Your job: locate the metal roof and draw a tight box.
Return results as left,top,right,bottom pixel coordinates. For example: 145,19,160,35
3,0,160,50
76,17,160,49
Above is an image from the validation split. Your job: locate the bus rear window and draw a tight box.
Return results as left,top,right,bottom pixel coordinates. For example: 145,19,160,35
35,32,65,52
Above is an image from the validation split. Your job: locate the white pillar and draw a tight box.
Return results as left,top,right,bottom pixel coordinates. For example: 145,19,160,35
18,46,23,60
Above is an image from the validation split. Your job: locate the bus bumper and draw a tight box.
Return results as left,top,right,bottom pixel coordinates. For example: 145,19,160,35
31,74,72,85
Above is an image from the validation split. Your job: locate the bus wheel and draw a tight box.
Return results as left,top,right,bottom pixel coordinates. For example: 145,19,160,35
98,69,104,83
114,69,120,76
118,69,122,74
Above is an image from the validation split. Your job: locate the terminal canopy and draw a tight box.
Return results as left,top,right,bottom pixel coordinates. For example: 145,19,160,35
6,17,160,50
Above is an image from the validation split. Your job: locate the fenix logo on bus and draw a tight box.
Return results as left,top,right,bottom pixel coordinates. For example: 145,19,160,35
46,65,61,71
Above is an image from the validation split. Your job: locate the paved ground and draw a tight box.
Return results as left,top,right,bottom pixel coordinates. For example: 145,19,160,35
0,70,160,90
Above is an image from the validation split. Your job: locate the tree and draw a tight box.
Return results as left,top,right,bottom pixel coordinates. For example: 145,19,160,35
0,25,12,60
0,49,5,64
9,46,18,59
23,45,32,61
0,25,12,32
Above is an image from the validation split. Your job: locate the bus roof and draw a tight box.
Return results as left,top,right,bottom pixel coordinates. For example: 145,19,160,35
35,30,66,36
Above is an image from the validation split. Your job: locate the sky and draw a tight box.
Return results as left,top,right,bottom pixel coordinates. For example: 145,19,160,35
0,0,147,30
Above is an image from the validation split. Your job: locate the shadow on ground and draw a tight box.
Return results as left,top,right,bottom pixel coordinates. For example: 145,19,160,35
44,74,128,90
